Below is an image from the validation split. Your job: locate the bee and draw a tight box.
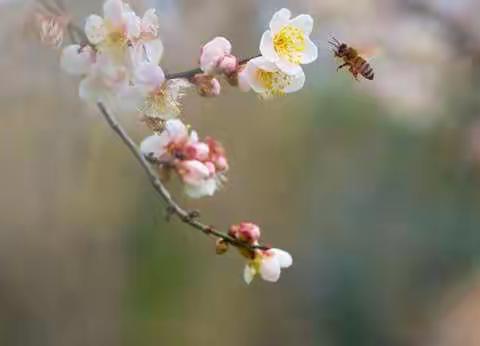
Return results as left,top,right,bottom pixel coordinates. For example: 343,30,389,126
328,37,375,81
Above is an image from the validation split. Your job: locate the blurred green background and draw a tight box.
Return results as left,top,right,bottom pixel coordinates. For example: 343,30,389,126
1,0,480,345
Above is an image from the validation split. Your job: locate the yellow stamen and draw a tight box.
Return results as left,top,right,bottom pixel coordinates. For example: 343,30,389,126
256,69,293,98
273,25,305,64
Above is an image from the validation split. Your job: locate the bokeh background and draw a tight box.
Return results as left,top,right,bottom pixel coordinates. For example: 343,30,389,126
1,0,480,345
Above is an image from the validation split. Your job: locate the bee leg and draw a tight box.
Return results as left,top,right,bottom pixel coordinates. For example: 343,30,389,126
336,63,349,71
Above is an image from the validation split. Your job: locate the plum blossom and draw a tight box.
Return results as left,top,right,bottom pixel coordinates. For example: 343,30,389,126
84,0,162,66
238,56,305,99
260,8,317,75
119,62,191,119
243,248,293,284
200,37,237,75
140,119,228,198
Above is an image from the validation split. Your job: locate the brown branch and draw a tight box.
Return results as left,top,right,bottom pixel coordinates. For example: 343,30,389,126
165,56,259,80
96,102,269,251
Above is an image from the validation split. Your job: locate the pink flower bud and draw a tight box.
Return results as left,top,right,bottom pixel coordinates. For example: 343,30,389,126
184,142,210,161
199,37,232,75
229,222,261,244
215,156,229,172
218,54,238,75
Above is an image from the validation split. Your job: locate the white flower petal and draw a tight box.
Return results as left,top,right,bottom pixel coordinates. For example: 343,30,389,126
165,119,188,140
243,60,266,93
259,30,279,63
184,178,217,198
143,39,164,64
116,85,144,113
275,58,303,75
270,249,293,268
60,44,93,75
135,63,165,89
85,14,106,45
124,11,141,38
243,264,256,284
283,69,305,93
290,14,314,36
259,256,281,282
140,134,169,159
269,8,291,34
301,37,318,64
79,75,102,102
103,0,124,25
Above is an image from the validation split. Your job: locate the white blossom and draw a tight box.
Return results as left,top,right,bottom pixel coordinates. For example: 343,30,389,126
239,56,305,99
260,8,317,75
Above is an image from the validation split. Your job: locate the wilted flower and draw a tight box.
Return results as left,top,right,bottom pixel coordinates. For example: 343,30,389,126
36,12,68,48
260,8,317,75
200,37,237,75
239,56,305,99
191,73,221,97
244,248,293,284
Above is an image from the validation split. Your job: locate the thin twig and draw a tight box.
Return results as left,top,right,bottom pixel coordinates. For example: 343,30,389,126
165,55,259,80
96,102,269,251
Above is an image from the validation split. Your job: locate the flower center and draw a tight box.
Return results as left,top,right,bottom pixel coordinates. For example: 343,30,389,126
142,88,181,120
256,69,293,98
106,29,128,48
273,25,305,64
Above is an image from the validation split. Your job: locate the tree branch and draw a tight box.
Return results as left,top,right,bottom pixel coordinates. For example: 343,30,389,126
96,102,269,251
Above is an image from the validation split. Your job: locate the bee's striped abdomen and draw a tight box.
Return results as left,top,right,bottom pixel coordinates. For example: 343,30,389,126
360,62,374,80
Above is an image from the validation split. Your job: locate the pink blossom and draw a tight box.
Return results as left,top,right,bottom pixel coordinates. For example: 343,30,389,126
199,37,236,75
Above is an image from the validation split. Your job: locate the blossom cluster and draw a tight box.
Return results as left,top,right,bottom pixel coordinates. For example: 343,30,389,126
227,222,292,284
140,119,228,198
56,0,312,284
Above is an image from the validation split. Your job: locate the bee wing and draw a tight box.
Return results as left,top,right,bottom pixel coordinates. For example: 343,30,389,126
356,45,383,61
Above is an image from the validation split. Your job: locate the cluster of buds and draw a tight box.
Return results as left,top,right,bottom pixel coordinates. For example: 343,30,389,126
140,119,228,198
222,222,292,284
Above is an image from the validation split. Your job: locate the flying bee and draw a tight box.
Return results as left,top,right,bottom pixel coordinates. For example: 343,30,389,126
328,37,375,81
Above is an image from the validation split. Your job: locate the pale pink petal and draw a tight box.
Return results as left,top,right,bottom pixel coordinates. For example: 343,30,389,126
184,178,217,198
135,63,165,89
165,119,188,142
85,14,106,44
269,8,291,34
103,0,124,25
143,39,164,64
60,44,94,75
124,11,141,38
290,14,314,36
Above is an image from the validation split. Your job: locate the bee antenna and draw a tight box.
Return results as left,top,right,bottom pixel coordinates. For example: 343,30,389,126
330,36,340,44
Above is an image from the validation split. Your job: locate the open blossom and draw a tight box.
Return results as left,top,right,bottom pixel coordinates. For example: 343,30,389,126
85,0,162,65
61,45,128,103
260,8,317,75
140,119,228,198
244,248,293,284
238,56,305,99
200,37,237,75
